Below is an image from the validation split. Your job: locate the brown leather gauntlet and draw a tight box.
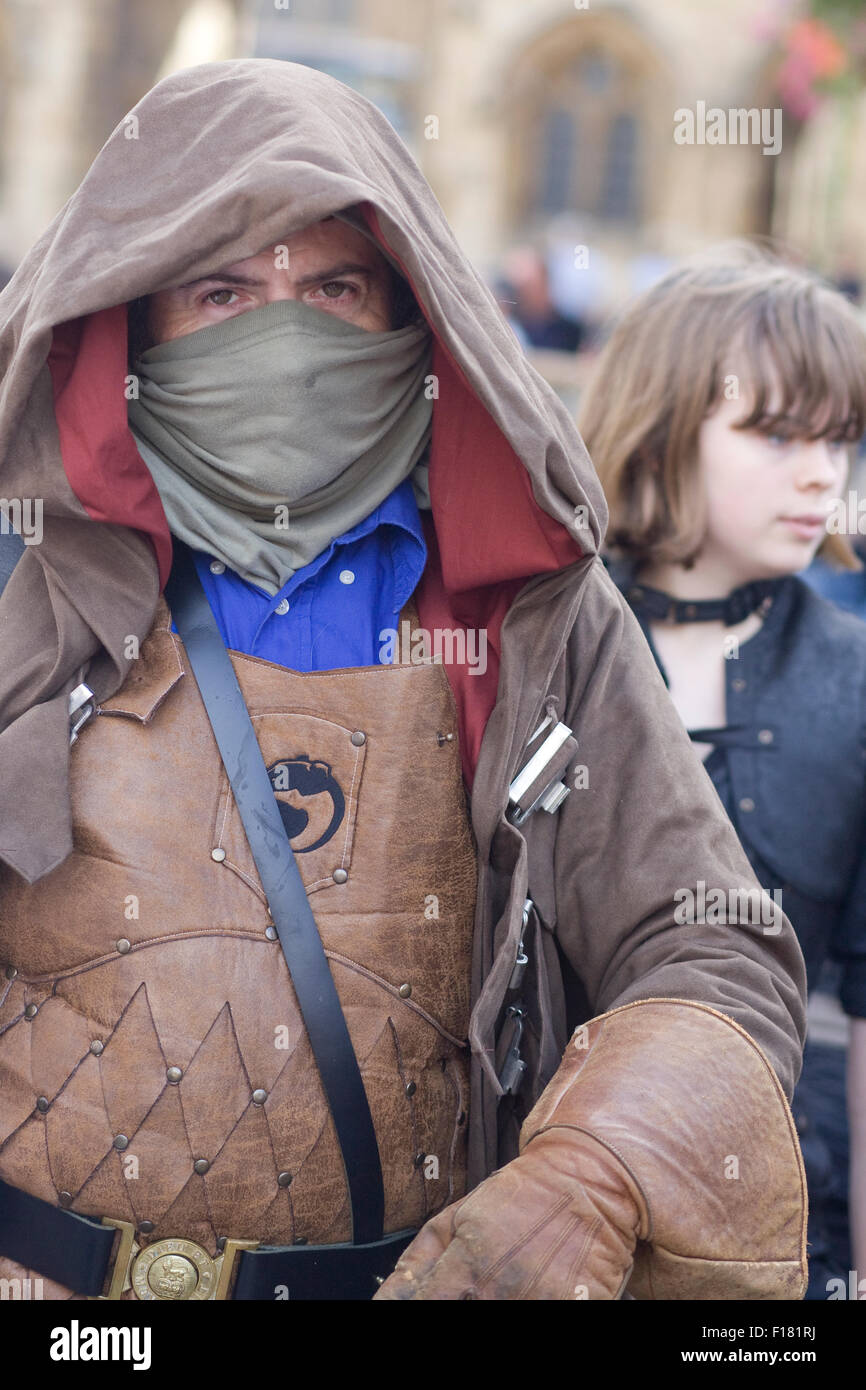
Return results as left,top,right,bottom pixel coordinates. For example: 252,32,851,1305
375,999,807,1300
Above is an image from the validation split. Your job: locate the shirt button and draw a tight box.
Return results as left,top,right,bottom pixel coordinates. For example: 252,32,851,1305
732,678,746,692
739,797,755,813
275,599,290,616
339,570,355,585
209,560,226,575
758,729,774,745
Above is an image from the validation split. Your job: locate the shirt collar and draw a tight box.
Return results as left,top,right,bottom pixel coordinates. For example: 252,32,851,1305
336,475,426,549
201,476,427,610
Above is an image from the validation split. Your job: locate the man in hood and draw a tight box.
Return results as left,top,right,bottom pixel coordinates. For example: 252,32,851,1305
0,60,806,1302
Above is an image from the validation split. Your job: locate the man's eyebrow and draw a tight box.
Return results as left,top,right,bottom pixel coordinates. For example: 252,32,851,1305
178,271,263,289
293,262,373,287
178,262,374,291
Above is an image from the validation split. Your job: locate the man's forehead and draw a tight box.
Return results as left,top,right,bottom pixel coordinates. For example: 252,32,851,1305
174,216,388,288
238,218,379,265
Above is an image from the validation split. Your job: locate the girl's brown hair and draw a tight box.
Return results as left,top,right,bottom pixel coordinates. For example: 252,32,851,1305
579,241,866,571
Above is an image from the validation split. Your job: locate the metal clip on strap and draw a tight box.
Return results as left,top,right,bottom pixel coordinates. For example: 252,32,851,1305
497,1006,527,1096
68,683,96,746
507,716,577,827
507,899,532,992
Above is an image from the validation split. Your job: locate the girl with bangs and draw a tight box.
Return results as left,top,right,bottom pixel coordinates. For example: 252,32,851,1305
580,243,866,1299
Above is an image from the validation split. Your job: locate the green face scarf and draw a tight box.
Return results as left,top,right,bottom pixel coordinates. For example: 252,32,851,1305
127,297,433,594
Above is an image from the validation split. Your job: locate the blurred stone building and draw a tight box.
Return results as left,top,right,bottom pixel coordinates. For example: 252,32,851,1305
0,0,864,305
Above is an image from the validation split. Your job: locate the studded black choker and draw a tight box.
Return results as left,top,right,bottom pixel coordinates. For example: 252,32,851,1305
625,577,784,626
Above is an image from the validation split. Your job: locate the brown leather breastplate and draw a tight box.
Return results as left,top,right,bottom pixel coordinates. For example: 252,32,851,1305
0,596,477,1289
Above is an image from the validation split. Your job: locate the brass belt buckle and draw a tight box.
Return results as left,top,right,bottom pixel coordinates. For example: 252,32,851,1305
93,1218,259,1301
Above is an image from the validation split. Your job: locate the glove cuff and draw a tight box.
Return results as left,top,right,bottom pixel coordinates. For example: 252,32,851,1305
519,998,807,1299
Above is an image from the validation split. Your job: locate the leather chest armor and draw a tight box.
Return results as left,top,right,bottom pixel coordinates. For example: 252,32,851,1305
0,597,477,1293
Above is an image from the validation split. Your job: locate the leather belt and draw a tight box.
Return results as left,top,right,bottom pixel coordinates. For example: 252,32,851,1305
0,1176,414,1300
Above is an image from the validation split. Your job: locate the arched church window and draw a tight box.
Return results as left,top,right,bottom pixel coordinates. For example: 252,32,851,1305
601,112,638,221
540,108,576,215
522,41,646,228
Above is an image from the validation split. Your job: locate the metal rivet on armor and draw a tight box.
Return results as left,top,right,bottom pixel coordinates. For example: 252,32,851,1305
333,868,348,884
739,797,755,813
252,1088,268,1105
24,1003,38,1019
114,1134,129,1151
732,678,747,692
350,730,366,746
398,983,412,999
277,1172,292,1188
90,1040,104,1056
166,1066,182,1084
216,1236,227,1252
413,1152,426,1169
265,926,278,941
209,560,226,575
758,728,774,745
4,965,17,980
139,1220,155,1235
58,1191,72,1207
211,848,226,863
36,1096,50,1113
404,1081,416,1097
193,1158,210,1175
116,938,131,955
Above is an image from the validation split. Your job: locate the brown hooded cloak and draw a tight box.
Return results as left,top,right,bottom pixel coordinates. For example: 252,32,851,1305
0,60,806,1190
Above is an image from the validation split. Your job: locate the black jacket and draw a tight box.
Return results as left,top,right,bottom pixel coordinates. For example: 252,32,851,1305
607,557,866,1018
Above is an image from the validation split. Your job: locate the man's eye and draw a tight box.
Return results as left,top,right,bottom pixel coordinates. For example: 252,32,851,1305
205,288,238,307
318,280,355,300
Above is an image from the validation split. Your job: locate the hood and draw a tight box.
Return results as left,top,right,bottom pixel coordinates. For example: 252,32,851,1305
0,58,606,884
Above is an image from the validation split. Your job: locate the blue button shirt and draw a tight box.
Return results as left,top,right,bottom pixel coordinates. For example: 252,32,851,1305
170,478,427,669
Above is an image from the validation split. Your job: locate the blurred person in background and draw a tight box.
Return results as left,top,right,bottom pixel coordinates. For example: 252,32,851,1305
581,243,866,1298
496,245,586,353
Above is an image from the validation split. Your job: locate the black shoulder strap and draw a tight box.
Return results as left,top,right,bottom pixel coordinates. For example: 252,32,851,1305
165,542,384,1245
